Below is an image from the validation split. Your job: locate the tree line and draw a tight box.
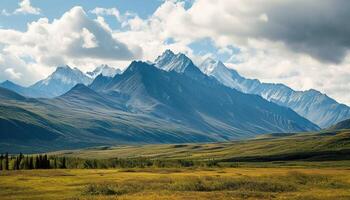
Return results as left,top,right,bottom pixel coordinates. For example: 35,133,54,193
0,153,218,170
0,153,66,170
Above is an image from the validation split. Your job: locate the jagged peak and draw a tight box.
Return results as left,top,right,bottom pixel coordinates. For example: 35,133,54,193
199,57,220,74
163,49,176,56
55,64,72,71
155,50,195,73
199,57,233,75
87,64,120,79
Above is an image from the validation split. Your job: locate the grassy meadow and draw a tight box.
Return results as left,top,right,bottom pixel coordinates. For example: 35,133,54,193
54,130,350,161
1,130,350,199
1,167,350,200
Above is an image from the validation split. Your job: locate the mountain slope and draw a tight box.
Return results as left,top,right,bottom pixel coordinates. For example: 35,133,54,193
92,61,319,138
0,80,46,98
199,58,350,128
0,87,27,101
29,65,93,97
0,83,218,153
1,65,121,98
0,55,320,153
329,118,350,130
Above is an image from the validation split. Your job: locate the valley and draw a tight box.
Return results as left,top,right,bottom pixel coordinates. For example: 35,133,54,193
1,129,350,200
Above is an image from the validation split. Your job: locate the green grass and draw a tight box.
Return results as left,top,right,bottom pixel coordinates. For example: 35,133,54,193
1,168,349,200
53,130,350,164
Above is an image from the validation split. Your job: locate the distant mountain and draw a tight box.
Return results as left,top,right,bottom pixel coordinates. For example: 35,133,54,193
1,65,120,98
329,118,350,130
29,65,93,97
0,60,319,153
93,61,318,137
154,50,206,80
199,57,350,128
0,80,27,95
155,49,193,73
0,83,216,153
0,80,46,98
0,87,26,101
87,64,121,79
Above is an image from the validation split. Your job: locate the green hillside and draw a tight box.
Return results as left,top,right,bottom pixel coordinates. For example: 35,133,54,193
54,129,350,162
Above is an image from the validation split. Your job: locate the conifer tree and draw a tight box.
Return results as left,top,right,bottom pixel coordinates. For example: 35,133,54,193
53,157,57,169
5,153,9,170
0,154,3,170
34,156,39,169
29,157,34,169
62,157,66,169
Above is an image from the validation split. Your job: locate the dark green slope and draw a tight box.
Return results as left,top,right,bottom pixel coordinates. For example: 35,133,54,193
329,118,350,130
56,130,350,162
0,105,60,140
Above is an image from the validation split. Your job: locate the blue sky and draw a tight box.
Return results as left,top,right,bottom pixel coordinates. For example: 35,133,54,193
1,0,350,105
0,0,162,30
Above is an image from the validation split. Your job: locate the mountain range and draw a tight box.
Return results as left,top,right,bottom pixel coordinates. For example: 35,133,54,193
3,51,347,129
0,64,120,98
0,50,322,153
198,58,350,128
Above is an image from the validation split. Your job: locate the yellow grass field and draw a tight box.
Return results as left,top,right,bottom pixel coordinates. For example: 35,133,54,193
1,167,350,200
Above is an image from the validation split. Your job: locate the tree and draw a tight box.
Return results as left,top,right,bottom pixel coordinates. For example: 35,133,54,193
34,156,39,169
5,153,9,170
53,157,57,169
29,157,34,169
0,154,3,170
19,156,30,170
61,157,66,169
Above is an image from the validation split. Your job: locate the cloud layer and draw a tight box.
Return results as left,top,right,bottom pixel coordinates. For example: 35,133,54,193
0,6,141,84
119,0,350,104
1,0,350,105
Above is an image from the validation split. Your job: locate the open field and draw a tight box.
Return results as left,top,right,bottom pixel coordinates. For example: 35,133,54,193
54,130,350,162
1,130,350,199
1,167,350,200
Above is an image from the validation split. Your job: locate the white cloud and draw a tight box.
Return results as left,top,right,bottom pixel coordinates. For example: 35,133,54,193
0,6,141,85
258,13,268,22
90,7,121,22
1,0,350,105
116,0,350,105
81,28,98,48
4,68,22,79
14,0,41,15
0,48,48,85
1,9,11,16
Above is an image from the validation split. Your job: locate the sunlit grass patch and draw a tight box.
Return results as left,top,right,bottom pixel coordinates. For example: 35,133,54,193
80,171,347,197
1,168,349,200
169,176,297,192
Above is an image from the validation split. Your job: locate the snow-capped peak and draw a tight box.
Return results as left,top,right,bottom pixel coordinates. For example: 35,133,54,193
155,49,194,73
199,58,242,78
87,64,121,79
32,65,92,89
199,57,221,74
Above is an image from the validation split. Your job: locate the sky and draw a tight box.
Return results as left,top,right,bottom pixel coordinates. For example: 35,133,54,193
1,0,350,105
